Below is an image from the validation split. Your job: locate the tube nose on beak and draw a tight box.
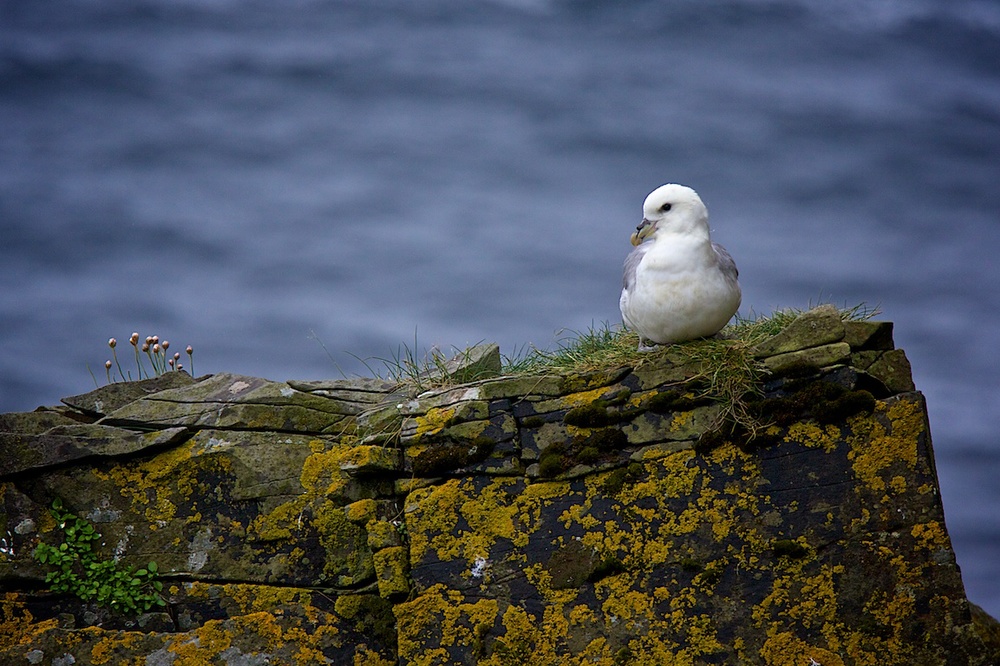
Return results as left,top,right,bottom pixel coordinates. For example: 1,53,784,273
630,218,653,247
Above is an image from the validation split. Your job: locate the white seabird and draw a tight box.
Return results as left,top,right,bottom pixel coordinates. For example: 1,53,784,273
619,184,741,350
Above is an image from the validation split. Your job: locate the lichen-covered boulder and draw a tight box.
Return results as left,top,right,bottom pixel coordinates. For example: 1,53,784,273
0,310,997,665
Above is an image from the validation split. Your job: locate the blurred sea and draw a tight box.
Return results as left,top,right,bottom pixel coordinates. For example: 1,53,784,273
2,0,999,617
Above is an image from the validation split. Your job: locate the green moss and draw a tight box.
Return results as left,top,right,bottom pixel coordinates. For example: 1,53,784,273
587,555,626,583
336,594,397,653
411,437,496,476
521,416,545,429
697,562,724,587
679,558,703,573
547,540,598,590
613,646,634,665
538,446,567,478
645,389,707,414
563,401,617,428
599,462,646,495
693,428,731,454
752,379,876,429
772,539,810,559
472,619,492,659
537,428,628,478
696,378,879,454
812,389,876,424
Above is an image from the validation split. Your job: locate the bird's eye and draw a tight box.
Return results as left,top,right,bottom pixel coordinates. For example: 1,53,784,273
660,203,672,212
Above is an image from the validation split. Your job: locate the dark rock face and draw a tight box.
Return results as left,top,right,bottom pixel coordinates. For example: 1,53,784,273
0,326,997,664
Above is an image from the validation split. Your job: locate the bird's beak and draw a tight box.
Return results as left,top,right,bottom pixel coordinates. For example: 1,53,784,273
630,218,654,246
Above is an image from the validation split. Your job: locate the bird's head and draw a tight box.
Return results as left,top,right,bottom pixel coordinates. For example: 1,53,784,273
630,183,709,246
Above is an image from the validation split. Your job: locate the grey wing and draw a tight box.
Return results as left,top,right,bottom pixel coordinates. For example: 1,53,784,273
712,242,739,282
622,243,651,291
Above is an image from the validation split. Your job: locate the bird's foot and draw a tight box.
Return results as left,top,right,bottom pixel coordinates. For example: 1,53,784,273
636,340,660,352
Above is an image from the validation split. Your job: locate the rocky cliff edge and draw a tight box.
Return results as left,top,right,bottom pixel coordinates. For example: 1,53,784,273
1,305,999,665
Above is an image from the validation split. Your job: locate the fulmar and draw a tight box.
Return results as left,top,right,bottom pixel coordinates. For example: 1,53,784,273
619,184,741,350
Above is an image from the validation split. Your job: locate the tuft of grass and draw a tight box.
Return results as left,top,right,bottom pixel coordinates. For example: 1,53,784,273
355,334,500,395
499,304,878,438
726,302,879,344
502,322,642,376
339,303,877,438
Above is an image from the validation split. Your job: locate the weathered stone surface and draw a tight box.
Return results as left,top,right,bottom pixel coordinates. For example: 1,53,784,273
843,319,895,351
476,374,567,399
416,342,502,385
287,376,399,398
762,341,852,374
0,424,189,477
867,348,917,393
61,372,198,417
0,410,83,436
0,583,397,664
754,304,846,357
102,372,354,433
398,392,987,664
0,313,997,665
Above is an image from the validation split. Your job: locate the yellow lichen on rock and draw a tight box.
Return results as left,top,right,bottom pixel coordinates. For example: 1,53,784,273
760,630,846,666
847,396,923,493
2,311,995,665
412,406,457,438
0,593,58,652
911,520,950,553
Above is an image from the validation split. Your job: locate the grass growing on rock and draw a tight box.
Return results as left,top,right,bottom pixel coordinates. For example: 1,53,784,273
503,304,876,377
371,304,877,436
504,322,770,435
498,305,877,437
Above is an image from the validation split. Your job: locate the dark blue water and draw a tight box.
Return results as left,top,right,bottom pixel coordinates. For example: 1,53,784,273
2,0,999,617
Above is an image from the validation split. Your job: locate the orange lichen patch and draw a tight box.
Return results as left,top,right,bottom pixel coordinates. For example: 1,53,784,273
479,605,549,666
847,397,923,493
568,603,597,627
165,617,234,661
618,453,699,505
670,410,694,430
299,443,353,498
787,567,844,629
558,496,598,531
911,520,951,553
405,480,462,564
560,386,617,410
221,583,316,617
705,439,758,472
411,407,457,438
158,610,338,664
345,499,379,524
246,440,369,563
457,479,520,555
247,499,303,541
784,421,842,452
86,434,242,530
90,632,149,665
598,582,653,627
395,583,500,666
352,647,397,666
408,477,580,568
751,557,850,652
525,479,573,501
760,630,845,666
373,546,410,598
0,593,58,652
